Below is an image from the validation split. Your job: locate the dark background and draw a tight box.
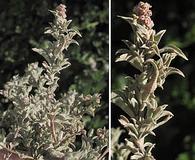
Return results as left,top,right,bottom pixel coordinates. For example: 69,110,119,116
112,0,195,160
0,0,108,137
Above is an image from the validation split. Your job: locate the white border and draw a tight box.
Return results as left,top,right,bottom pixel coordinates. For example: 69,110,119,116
109,0,111,159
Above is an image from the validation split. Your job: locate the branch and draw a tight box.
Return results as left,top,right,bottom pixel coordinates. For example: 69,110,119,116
49,113,57,143
98,148,109,160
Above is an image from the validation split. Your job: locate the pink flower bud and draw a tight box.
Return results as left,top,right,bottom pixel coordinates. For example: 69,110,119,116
139,15,146,21
144,17,154,29
147,10,152,17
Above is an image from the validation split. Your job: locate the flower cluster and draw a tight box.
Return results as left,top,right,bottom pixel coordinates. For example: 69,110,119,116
133,1,154,29
56,4,66,18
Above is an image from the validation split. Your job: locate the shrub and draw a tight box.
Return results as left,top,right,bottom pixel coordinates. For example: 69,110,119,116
0,4,108,160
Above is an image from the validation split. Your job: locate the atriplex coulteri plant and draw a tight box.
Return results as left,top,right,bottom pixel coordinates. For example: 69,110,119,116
0,4,108,160
112,1,188,160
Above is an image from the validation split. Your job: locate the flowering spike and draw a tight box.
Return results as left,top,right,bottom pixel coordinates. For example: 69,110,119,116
112,1,187,159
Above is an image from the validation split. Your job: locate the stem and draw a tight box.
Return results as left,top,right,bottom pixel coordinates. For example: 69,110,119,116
14,127,21,139
135,137,145,154
50,114,57,143
98,148,108,160
0,146,34,160
55,131,83,148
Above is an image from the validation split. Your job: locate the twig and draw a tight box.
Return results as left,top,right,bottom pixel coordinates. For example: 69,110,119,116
49,113,57,143
0,146,34,160
98,148,108,160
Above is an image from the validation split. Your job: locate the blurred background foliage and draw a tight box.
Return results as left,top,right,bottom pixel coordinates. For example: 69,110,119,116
112,0,195,160
0,0,108,134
